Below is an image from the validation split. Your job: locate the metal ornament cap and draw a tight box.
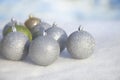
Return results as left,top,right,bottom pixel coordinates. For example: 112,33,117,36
1,32,29,60
3,18,17,36
28,35,60,66
67,27,95,59
38,22,52,30
46,23,68,52
24,15,41,30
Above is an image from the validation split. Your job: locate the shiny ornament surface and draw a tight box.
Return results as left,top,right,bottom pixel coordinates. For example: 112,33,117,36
28,33,60,66
24,15,41,30
3,18,17,35
1,32,29,60
46,24,67,52
3,18,32,41
31,22,51,39
67,26,95,59
39,22,51,30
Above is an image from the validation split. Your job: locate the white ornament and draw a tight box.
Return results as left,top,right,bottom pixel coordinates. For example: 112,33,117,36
46,23,67,52
28,32,60,66
67,26,95,59
1,32,29,60
31,22,51,39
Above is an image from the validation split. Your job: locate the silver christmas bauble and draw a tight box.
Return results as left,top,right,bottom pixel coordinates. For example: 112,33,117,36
1,32,29,60
67,26,95,59
39,22,51,30
46,24,67,52
28,33,60,66
30,22,51,39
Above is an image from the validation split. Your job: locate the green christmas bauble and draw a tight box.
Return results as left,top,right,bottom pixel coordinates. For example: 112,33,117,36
3,19,32,41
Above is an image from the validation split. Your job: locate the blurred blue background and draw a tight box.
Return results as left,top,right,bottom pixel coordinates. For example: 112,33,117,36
0,0,120,24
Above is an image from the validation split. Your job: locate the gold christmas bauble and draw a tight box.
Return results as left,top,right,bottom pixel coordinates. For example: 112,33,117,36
24,15,41,30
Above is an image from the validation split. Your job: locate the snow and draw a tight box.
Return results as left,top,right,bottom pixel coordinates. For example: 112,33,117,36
0,21,120,80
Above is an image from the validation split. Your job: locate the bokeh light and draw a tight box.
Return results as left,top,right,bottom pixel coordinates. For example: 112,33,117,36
0,0,120,26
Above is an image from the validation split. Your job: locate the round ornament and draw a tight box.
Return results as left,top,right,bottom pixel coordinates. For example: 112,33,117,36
28,32,60,66
67,26,95,59
38,22,51,30
30,22,51,39
3,18,32,41
24,15,41,30
46,23,67,52
1,32,29,60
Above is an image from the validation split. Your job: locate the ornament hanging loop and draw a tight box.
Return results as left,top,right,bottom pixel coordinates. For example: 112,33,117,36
11,18,15,22
78,25,83,31
52,22,57,27
29,14,33,18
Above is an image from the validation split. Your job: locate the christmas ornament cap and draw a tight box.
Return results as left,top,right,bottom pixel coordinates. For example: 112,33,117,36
43,31,47,36
11,18,17,32
24,14,41,30
11,18,16,23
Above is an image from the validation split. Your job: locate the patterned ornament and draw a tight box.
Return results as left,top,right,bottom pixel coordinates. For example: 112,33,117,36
24,15,41,30
1,31,29,60
67,26,95,59
30,22,51,39
3,18,32,41
46,23,67,52
28,32,60,66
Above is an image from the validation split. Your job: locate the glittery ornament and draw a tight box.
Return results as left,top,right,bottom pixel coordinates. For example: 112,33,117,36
31,22,51,39
30,25,45,39
24,15,41,30
38,22,51,30
67,26,95,59
46,23,67,52
28,32,60,66
1,32,29,60
3,18,32,41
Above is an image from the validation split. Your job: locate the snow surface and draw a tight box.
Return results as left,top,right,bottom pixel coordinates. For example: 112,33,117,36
0,21,120,80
